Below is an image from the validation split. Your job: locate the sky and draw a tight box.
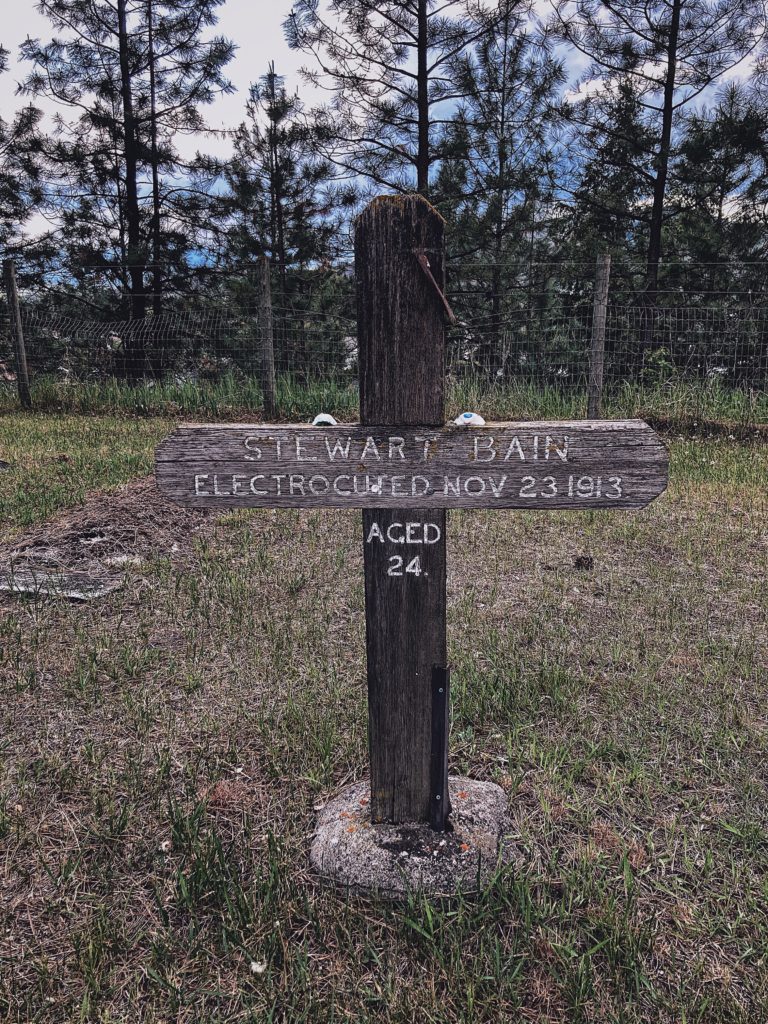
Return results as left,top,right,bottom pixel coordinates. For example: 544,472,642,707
1,1,758,172
1,1,308,159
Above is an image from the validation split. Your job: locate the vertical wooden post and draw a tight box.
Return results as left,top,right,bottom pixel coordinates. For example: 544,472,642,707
3,260,31,410
356,195,448,825
258,256,277,420
588,252,611,419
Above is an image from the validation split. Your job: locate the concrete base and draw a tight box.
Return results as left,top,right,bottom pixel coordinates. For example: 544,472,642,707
310,776,518,897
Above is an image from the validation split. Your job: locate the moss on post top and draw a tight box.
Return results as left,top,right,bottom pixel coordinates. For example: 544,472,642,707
356,193,446,227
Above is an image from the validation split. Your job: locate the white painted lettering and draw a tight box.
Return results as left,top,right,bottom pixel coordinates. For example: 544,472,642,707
443,476,460,497
361,436,381,461
244,436,261,461
416,435,439,461
411,475,430,496
464,476,486,495
272,474,286,496
289,474,305,496
547,436,569,461
488,475,508,498
389,436,405,460
473,436,496,462
194,474,210,496
325,437,352,461
309,474,330,495
333,475,353,495
424,523,441,544
391,476,407,497
504,437,525,461
366,522,385,543
387,522,405,543
232,475,247,495
406,522,422,544
250,475,268,496
295,436,317,462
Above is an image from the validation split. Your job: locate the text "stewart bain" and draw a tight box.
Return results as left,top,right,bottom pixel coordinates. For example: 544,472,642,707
154,422,669,510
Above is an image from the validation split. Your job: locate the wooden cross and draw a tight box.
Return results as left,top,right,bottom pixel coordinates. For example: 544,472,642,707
156,196,668,830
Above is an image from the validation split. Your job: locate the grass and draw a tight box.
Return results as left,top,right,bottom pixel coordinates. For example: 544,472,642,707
0,412,766,1021
0,413,173,532
1,372,766,427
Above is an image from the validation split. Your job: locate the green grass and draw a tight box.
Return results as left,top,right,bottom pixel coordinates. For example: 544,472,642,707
2,372,766,427
0,415,766,1021
0,413,173,531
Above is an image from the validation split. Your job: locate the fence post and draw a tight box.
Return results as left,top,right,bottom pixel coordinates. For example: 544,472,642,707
588,252,611,418
257,256,277,419
3,260,31,410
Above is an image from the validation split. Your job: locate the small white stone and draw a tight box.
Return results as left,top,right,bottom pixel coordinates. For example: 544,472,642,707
158,839,172,853
250,960,267,975
312,414,338,426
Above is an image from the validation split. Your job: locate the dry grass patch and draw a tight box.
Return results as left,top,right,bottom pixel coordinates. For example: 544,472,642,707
0,432,766,1022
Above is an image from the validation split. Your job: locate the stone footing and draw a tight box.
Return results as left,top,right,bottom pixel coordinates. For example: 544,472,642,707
310,776,518,897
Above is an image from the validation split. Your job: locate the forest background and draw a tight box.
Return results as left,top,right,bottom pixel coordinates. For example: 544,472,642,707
2,0,768,404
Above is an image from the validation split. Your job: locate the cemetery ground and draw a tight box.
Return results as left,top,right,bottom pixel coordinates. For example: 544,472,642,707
0,410,766,1023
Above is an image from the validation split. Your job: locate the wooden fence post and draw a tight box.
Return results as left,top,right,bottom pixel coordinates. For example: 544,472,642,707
258,255,277,419
356,195,448,825
588,252,611,419
3,260,31,410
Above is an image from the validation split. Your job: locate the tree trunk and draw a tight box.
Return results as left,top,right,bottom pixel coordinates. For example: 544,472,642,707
416,0,430,195
148,0,163,322
490,4,511,374
117,0,147,376
645,0,681,307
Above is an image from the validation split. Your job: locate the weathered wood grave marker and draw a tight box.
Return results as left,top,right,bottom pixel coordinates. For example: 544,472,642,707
156,196,668,894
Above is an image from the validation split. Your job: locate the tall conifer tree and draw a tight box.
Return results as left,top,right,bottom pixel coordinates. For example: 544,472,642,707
551,0,767,303
284,0,499,196
20,0,234,369
0,47,45,256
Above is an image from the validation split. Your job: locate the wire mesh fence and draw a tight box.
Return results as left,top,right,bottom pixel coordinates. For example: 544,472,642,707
11,305,358,383
1,259,767,422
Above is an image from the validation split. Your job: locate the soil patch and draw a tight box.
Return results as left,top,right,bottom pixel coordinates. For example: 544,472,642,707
0,475,214,580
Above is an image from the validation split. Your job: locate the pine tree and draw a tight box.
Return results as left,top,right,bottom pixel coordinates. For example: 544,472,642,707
221,66,345,285
0,47,45,256
20,0,234,370
556,73,655,298
673,83,768,278
214,65,356,367
435,0,564,367
284,0,499,196
552,0,767,303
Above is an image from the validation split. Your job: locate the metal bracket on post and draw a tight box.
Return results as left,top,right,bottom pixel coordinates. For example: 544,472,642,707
415,250,457,325
430,664,451,832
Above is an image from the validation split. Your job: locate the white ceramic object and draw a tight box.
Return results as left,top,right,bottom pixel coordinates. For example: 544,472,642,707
454,411,486,427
